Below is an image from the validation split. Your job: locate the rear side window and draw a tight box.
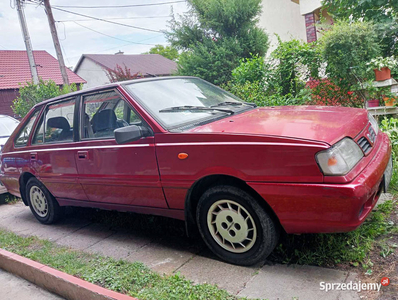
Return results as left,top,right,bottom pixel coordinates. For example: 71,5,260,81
43,99,75,143
14,110,40,147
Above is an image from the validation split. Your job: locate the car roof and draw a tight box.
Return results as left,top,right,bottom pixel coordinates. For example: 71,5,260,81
0,115,18,122
32,76,198,110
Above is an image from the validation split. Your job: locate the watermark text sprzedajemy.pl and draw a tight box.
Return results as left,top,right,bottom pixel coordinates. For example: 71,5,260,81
320,281,382,292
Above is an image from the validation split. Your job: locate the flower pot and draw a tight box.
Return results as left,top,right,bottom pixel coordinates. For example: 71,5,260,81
384,97,395,107
367,99,380,107
374,67,391,81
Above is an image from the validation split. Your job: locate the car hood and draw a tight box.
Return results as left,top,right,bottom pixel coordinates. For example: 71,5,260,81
187,106,369,145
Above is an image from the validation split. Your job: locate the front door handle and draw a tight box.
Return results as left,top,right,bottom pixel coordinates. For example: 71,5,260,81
30,152,37,161
77,151,89,160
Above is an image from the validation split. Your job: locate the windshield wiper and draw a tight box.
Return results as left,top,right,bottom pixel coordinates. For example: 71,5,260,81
159,105,234,115
210,101,243,107
211,101,257,108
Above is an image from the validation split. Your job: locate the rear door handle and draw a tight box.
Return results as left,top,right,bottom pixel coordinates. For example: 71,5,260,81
77,151,89,160
30,152,37,161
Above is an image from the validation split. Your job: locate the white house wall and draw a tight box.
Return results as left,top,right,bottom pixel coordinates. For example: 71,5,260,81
259,0,307,53
299,0,322,15
75,58,110,89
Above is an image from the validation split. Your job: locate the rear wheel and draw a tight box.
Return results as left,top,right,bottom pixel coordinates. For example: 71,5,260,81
26,178,64,224
196,185,279,266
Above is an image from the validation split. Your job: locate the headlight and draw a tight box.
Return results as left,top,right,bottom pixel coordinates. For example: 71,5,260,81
316,138,364,175
368,113,378,135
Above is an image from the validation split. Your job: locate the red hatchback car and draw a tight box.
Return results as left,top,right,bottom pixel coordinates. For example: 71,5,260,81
0,77,392,265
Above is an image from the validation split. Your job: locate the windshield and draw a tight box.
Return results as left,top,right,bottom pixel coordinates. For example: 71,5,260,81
0,116,19,138
124,77,251,130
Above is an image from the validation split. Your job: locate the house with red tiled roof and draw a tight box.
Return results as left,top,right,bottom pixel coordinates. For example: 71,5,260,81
0,50,86,117
74,52,177,89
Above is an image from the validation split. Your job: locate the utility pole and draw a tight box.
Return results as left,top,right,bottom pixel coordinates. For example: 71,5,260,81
16,0,39,84
43,0,69,85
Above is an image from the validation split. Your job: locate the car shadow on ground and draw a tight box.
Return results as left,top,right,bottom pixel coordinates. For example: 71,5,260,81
66,206,207,255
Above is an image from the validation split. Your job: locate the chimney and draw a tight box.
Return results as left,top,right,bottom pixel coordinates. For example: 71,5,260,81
115,50,124,55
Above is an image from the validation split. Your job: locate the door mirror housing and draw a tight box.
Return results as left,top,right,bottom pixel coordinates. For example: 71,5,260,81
114,125,151,144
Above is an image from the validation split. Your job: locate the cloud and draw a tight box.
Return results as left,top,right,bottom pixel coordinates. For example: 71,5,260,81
0,0,188,67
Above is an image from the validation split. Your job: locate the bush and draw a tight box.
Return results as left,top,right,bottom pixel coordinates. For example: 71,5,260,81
320,21,381,84
380,117,398,192
231,54,266,85
307,78,364,107
269,38,322,96
222,81,311,107
12,79,78,118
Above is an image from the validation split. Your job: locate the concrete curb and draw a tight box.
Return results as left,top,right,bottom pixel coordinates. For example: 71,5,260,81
0,248,137,300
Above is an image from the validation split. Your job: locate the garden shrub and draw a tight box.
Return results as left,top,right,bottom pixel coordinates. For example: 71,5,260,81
12,79,78,118
231,54,266,85
269,37,322,96
380,117,398,191
307,78,364,107
320,21,381,85
222,81,311,107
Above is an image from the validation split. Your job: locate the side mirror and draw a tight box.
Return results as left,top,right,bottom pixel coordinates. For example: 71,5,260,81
114,125,151,144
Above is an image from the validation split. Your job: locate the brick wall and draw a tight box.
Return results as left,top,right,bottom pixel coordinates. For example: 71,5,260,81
305,12,317,43
0,89,19,117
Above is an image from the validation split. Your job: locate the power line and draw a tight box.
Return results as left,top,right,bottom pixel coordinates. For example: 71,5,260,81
52,1,186,9
57,16,171,22
71,21,160,46
42,5,164,33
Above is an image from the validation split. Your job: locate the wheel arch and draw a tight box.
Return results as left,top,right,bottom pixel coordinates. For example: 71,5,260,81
184,174,283,237
19,172,36,206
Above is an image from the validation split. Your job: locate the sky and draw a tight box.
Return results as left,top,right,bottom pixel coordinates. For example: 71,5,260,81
0,0,189,69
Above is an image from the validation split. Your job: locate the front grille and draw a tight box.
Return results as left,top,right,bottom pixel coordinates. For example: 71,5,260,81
358,136,372,154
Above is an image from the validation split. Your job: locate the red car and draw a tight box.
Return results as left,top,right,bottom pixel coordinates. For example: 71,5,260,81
0,77,392,265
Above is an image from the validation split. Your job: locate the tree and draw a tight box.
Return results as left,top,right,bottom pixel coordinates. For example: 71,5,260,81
106,64,143,83
167,0,269,85
12,79,78,118
323,0,398,57
144,45,179,61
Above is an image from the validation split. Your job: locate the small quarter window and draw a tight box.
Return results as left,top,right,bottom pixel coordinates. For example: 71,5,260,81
44,99,75,143
14,110,40,147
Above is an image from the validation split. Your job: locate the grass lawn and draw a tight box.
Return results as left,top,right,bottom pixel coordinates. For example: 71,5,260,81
0,229,243,300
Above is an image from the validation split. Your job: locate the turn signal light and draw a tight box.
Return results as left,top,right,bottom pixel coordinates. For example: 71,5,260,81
327,157,338,166
178,153,189,160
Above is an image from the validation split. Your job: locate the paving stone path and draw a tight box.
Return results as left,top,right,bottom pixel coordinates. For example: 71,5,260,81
3,193,391,299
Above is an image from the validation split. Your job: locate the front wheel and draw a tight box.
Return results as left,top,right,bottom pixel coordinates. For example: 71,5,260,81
26,177,64,224
196,185,279,266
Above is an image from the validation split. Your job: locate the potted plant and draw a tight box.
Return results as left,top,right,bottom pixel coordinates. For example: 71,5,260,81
365,84,397,107
365,84,391,107
383,91,397,107
367,56,398,81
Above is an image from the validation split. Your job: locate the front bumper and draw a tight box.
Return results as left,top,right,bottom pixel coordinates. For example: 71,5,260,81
248,132,392,234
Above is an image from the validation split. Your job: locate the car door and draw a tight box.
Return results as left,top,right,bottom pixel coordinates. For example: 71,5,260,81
29,97,88,201
74,89,167,208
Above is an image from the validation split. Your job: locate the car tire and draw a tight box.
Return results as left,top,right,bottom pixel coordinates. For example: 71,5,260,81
26,177,64,224
196,185,279,266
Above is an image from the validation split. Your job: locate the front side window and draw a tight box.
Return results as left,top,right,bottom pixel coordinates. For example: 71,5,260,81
44,99,75,143
123,78,253,130
14,110,40,147
81,90,142,140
